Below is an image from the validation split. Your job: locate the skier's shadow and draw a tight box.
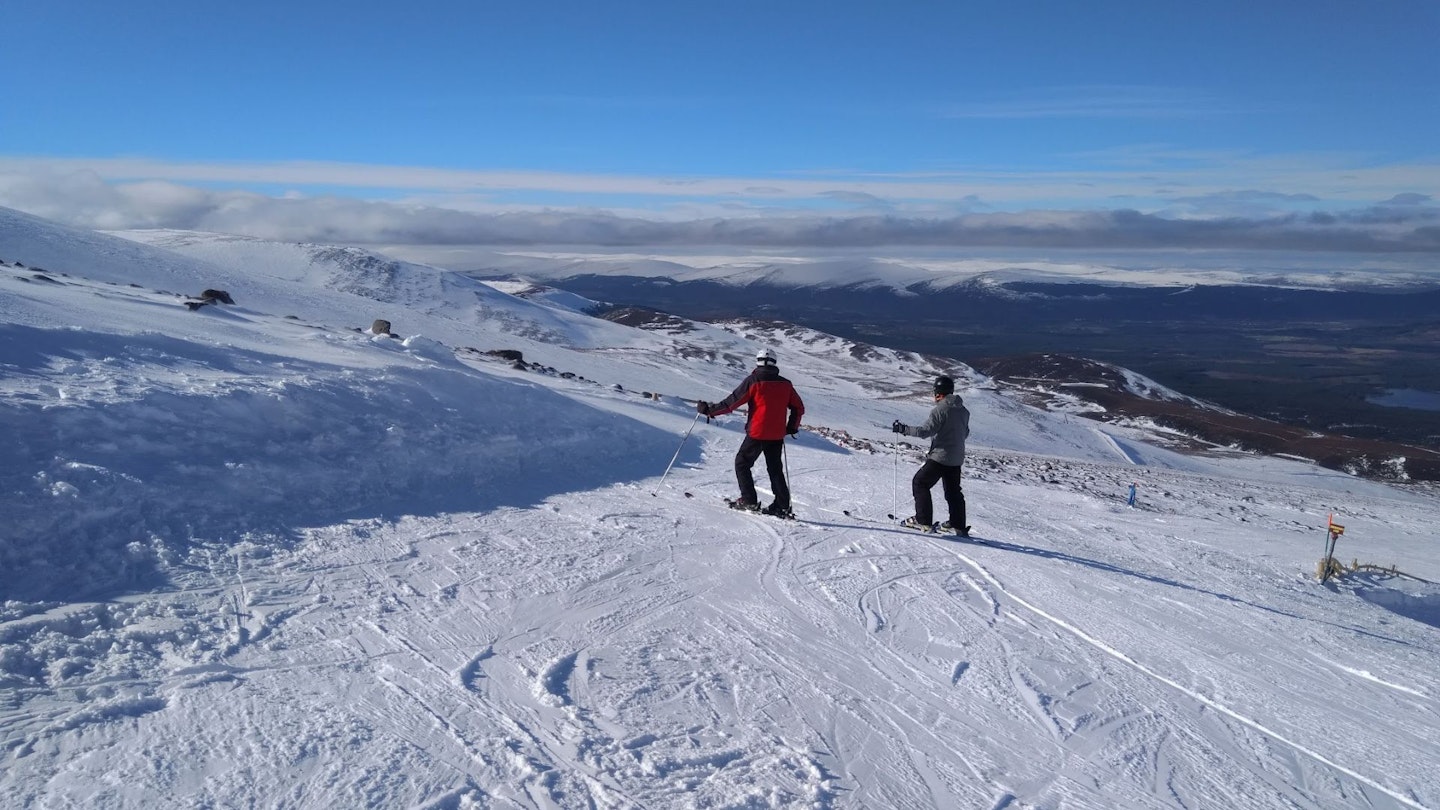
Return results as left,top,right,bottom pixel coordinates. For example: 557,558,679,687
804,518,1412,646
971,538,1413,644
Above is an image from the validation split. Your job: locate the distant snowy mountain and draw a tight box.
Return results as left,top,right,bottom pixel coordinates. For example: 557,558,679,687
4,208,1440,809
380,243,1440,293
476,278,608,314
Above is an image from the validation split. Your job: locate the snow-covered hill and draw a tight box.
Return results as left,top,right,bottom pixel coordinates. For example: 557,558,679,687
378,243,1440,293
3,208,1439,809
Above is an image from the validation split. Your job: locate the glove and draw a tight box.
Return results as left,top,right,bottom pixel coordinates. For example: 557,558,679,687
786,420,799,436
697,400,710,416
891,420,907,434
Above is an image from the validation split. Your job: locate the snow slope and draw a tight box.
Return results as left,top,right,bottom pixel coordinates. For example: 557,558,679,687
3,208,1439,809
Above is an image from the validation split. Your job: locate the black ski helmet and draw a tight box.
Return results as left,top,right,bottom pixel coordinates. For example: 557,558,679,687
933,375,955,395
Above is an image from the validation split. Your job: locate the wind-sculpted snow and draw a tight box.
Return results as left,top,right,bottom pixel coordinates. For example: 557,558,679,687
3,210,1440,809
0,324,680,603
1356,581,1440,629
116,228,635,349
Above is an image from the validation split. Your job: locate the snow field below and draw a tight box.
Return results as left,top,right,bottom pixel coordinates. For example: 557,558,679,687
8,401,1438,809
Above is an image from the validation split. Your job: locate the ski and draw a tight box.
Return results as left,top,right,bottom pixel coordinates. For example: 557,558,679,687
944,522,974,539
841,510,974,539
723,497,796,520
897,517,942,534
723,497,760,513
841,509,891,526
894,515,980,541
943,525,981,543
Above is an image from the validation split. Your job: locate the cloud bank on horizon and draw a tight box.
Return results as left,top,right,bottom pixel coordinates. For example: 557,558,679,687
4,2,1437,252
1,161,1437,253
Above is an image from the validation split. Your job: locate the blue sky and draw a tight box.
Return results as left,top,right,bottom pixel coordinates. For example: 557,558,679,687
2,0,1438,249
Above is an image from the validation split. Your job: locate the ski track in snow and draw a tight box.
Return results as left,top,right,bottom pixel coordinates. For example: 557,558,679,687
1093,427,1147,466
936,542,1431,810
6,417,1438,809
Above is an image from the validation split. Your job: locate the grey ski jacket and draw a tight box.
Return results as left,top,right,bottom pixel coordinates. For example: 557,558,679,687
902,394,970,467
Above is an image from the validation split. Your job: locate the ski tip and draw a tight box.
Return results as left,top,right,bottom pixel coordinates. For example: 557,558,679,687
683,492,693,498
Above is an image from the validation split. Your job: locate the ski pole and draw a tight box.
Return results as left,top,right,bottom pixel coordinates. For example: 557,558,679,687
653,412,702,496
889,441,903,520
782,436,792,492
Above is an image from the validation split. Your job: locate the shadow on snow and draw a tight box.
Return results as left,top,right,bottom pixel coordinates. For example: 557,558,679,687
802,517,1419,646
0,328,692,603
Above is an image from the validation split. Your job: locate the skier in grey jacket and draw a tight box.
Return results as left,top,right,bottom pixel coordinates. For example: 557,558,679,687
892,375,971,536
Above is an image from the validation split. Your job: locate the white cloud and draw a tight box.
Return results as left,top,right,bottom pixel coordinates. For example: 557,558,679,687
5,153,1438,213
0,159,1437,252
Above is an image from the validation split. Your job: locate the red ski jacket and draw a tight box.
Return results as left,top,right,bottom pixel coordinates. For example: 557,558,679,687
708,365,805,441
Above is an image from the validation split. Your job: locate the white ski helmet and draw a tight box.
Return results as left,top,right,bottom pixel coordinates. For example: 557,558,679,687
755,347,777,366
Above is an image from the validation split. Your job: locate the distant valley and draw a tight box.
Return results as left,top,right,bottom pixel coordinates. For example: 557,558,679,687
488,273,1440,451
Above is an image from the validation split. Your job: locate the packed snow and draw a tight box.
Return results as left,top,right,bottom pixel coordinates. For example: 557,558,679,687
3,206,1439,809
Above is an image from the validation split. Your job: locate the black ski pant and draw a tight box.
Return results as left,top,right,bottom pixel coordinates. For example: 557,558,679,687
912,459,965,527
735,436,789,508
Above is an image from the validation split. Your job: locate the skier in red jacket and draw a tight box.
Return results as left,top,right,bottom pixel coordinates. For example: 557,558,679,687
698,348,806,517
